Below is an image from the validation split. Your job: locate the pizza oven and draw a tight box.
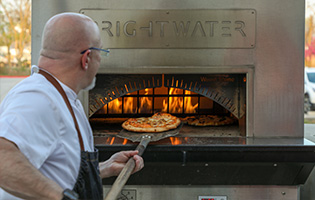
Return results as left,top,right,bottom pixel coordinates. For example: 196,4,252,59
89,73,247,143
32,0,315,199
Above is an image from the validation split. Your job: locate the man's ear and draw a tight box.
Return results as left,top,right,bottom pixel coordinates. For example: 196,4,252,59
81,50,91,70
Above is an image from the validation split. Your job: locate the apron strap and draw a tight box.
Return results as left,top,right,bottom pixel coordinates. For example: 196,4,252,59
38,68,84,150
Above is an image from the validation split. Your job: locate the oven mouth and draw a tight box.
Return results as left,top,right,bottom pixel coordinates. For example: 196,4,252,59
89,73,247,142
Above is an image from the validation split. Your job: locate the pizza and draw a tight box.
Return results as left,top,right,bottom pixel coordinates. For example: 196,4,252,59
122,112,181,133
182,115,236,126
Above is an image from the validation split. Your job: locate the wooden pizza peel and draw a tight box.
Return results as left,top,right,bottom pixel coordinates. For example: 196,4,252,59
104,123,183,200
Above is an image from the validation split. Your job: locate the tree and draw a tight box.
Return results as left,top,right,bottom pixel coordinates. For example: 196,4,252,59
0,0,31,68
0,11,14,67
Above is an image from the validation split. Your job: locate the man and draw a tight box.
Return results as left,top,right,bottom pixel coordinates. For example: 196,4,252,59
0,13,144,200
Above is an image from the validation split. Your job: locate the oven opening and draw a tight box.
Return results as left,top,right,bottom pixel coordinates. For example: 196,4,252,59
89,73,247,145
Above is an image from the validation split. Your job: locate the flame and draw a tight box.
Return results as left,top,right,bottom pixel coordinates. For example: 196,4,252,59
108,98,122,114
169,137,183,145
138,89,152,113
169,137,188,145
184,91,199,113
106,137,129,145
162,88,198,113
122,139,128,145
124,97,135,113
105,87,197,115
162,88,182,113
109,137,115,145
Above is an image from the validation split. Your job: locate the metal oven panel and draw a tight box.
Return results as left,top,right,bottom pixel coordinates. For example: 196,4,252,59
32,0,305,137
31,1,315,199
79,9,256,49
103,185,299,200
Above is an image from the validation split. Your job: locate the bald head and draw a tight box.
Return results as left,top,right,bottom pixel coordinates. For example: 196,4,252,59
40,13,100,59
37,13,102,93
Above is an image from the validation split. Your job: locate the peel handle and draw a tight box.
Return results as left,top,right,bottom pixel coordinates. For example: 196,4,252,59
104,135,151,200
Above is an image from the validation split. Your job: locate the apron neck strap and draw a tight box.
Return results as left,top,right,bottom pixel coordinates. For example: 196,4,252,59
38,68,84,150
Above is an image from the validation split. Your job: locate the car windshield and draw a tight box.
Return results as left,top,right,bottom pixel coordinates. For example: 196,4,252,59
308,72,315,83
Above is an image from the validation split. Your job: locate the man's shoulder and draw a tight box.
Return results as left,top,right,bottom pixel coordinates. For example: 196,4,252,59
11,74,60,97
2,73,64,110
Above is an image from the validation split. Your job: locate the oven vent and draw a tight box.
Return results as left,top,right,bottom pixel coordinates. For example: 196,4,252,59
89,74,246,118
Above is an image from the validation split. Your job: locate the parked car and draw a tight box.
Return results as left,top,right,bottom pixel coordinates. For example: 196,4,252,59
304,67,315,113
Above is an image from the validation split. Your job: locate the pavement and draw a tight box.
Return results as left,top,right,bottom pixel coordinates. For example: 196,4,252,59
304,111,315,142
305,111,315,119
302,111,315,200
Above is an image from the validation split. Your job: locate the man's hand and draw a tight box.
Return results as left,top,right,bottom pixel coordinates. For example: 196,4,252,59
99,150,144,179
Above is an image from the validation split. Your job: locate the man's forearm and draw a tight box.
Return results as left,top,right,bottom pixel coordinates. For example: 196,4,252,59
0,138,63,200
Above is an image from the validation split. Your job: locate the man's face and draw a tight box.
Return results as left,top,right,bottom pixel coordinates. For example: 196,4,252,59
83,47,100,90
84,24,102,90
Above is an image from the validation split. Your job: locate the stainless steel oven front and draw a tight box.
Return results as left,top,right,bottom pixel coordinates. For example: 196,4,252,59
32,0,315,199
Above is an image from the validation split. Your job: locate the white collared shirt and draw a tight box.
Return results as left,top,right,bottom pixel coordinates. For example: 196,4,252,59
0,65,94,200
